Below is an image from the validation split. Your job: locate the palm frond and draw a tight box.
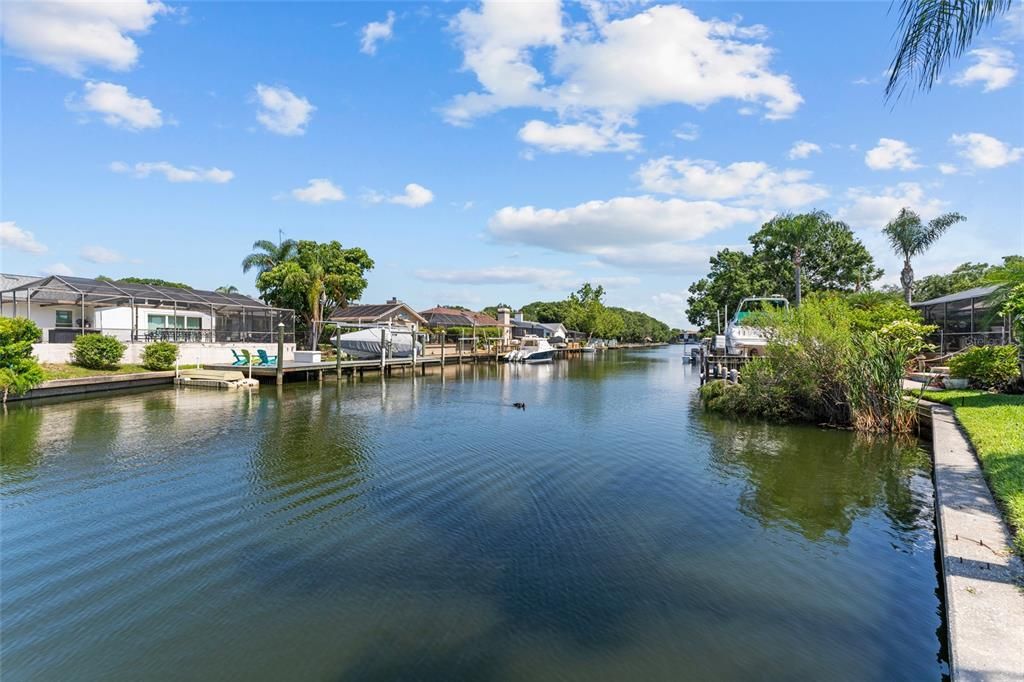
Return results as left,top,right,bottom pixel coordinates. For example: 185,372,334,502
916,211,966,253
886,0,1014,100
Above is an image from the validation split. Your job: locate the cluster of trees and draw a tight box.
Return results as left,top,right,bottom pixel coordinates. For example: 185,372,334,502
242,239,374,349
96,275,192,290
913,257,1023,302
686,212,881,330
484,284,676,343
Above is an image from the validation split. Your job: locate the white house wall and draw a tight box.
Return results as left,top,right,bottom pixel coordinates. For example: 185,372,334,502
32,342,296,365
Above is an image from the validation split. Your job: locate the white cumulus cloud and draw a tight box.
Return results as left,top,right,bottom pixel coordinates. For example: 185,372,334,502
938,163,958,175
949,132,1024,169
488,195,757,266
291,178,345,204
444,1,802,139
1,221,48,254
389,183,434,207
951,48,1017,92
0,0,168,77
111,161,234,183
254,84,315,136
838,183,947,229
80,245,123,264
518,119,641,153
864,138,920,171
67,81,163,130
787,141,821,160
636,157,828,209
360,11,395,55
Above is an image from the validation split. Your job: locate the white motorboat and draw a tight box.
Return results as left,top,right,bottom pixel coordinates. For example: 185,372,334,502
330,327,422,359
724,295,789,356
507,335,557,363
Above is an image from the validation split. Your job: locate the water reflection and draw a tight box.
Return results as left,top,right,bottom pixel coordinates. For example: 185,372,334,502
701,413,932,543
0,349,946,681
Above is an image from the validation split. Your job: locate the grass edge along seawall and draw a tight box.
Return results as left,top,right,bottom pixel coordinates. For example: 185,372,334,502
922,389,1024,556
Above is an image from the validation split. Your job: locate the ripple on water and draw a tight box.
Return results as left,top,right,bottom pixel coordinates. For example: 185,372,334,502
0,349,947,681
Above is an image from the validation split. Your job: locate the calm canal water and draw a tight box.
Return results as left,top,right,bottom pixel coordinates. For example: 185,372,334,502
1,347,946,680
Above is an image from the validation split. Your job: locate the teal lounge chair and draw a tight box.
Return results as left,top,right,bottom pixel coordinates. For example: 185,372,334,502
257,349,277,366
230,349,247,366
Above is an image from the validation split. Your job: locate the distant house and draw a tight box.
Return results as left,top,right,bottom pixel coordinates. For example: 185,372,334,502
507,311,567,342
419,306,503,329
329,298,428,329
912,285,1014,352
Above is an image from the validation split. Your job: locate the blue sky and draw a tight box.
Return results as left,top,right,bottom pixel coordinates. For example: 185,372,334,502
2,1,1022,328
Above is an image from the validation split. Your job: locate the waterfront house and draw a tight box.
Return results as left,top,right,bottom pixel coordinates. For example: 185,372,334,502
0,273,296,364
911,285,1015,352
329,298,428,329
419,306,504,329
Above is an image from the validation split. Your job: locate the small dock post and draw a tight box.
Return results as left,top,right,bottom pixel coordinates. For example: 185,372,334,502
275,323,285,386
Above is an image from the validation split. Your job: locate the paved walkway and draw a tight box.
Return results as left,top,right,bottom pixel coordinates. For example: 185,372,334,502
927,402,1024,681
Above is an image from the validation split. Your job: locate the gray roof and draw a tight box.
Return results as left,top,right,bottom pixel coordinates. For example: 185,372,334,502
330,301,428,326
911,285,1000,307
1,274,281,309
0,273,43,291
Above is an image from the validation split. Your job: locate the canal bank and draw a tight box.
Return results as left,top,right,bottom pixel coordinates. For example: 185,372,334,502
919,401,1024,681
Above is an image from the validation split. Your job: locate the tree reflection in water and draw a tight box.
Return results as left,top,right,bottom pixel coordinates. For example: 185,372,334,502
700,413,932,544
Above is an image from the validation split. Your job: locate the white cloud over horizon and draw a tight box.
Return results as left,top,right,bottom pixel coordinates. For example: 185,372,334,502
414,265,574,285
254,84,315,136
951,48,1017,92
950,132,1024,169
67,81,163,130
80,245,123,264
110,161,234,183
43,263,74,277
366,183,436,207
291,178,345,203
1,221,48,254
518,119,641,153
0,0,168,77
864,138,920,171
787,141,821,160
838,182,948,229
360,11,396,55
637,157,829,209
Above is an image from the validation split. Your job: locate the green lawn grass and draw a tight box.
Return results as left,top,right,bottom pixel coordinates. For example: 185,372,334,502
40,363,194,381
924,389,1024,555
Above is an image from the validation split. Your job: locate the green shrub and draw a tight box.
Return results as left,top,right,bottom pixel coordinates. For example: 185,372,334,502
71,334,126,369
949,345,1021,389
877,319,936,356
0,317,44,401
141,341,179,370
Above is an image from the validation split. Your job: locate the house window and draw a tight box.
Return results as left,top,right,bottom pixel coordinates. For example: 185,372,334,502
55,310,73,328
186,317,202,330
148,314,167,330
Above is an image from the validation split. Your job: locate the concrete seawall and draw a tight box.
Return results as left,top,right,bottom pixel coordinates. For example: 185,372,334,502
9,372,176,402
920,400,1024,681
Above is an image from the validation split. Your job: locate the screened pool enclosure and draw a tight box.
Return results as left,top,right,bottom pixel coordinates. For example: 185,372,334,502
0,275,295,344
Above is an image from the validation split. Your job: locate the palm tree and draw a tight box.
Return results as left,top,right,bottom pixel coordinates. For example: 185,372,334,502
241,239,297,274
887,0,1015,99
765,212,826,306
215,285,239,294
882,208,966,304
